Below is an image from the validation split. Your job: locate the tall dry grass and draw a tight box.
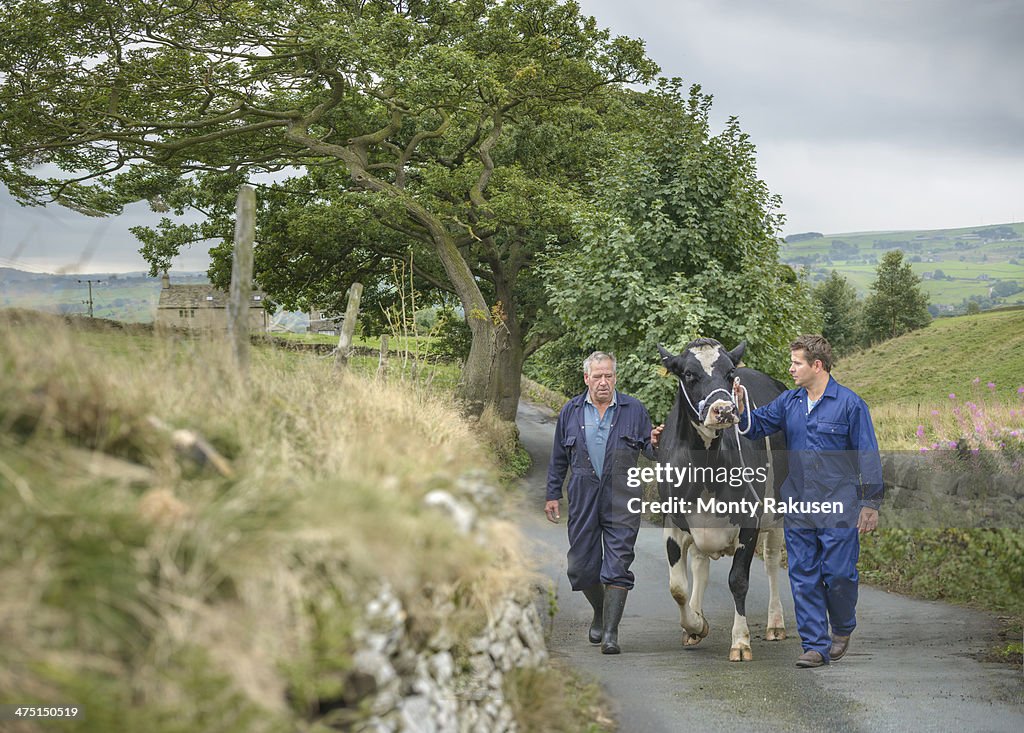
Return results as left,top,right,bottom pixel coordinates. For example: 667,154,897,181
0,313,532,731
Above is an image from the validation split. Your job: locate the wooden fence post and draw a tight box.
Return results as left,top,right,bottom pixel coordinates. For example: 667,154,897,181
228,185,255,374
335,282,363,369
377,334,389,378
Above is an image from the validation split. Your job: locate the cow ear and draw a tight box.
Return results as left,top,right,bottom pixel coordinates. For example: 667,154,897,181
727,341,747,365
657,344,674,363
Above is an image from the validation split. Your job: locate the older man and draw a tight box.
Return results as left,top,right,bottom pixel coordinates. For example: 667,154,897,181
545,351,663,654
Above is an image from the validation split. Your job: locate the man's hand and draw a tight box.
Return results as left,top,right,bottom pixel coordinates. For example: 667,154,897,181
857,507,879,534
733,377,746,414
651,423,665,448
544,499,561,523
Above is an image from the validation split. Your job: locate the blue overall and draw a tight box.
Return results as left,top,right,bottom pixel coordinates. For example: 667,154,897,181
546,391,654,591
741,376,883,661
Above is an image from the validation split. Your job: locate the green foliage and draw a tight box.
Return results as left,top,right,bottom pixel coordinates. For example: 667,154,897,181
813,270,861,356
540,82,817,417
861,250,931,344
433,307,473,362
524,336,590,400
860,529,1024,615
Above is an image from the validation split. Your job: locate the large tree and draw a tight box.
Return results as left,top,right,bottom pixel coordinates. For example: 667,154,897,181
0,0,656,418
539,83,818,417
861,249,931,344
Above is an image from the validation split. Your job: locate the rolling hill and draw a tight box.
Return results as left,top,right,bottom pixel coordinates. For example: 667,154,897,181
832,306,1024,408
780,222,1024,309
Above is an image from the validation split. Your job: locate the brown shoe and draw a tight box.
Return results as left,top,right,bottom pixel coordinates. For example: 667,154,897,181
830,634,851,661
795,650,827,668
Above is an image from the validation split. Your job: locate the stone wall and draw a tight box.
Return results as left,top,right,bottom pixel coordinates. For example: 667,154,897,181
342,483,549,733
881,452,1024,526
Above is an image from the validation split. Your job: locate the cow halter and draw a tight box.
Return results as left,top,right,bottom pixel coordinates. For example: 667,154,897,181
677,377,765,504
677,380,736,423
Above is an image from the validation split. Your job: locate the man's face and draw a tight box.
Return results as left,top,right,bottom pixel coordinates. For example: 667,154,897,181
789,350,819,388
584,360,617,405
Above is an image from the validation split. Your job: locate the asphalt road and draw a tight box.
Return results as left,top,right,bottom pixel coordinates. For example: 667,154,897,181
514,399,1024,733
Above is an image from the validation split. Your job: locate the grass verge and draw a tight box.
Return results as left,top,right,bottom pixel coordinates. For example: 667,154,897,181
0,312,535,730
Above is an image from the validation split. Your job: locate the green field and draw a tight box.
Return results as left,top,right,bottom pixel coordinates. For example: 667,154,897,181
781,222,1024,307
834,307,1024,413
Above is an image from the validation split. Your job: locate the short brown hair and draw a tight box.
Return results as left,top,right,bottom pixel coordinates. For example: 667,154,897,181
790,335,833,372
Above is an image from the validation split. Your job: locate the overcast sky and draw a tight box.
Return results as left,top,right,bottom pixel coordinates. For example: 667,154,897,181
2,0,1022,274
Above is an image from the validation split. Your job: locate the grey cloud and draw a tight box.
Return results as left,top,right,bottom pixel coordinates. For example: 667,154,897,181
580,0,1024,153
0,188,211,274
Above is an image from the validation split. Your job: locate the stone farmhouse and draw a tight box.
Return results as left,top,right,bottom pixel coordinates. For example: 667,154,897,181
307,306,344,336
155,272,268,332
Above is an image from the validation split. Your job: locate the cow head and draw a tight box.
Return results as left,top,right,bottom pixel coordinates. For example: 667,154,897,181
659,339,747,431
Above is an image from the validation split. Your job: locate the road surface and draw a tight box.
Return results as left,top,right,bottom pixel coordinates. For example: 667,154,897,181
515,399,1024,733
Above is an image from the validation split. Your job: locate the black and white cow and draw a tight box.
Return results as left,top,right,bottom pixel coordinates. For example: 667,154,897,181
656,339,789,662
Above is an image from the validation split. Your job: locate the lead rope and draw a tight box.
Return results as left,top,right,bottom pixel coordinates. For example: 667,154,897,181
733,383,764,504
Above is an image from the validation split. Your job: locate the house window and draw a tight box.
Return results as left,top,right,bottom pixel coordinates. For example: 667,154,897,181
253,294,262,301
206,295,214,301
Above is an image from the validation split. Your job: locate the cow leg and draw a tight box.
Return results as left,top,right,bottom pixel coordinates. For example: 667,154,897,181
685,544,711,646
727,528,758,661
664,525,708,645
762,527,787,641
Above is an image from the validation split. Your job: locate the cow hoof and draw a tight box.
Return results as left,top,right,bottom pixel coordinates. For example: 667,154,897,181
766,626,787,641
698,617,710,639
683,632,704,647
729,646,753,662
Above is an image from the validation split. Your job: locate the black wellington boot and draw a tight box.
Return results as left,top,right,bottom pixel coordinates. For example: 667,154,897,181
581,585,604,644
601,585,628,655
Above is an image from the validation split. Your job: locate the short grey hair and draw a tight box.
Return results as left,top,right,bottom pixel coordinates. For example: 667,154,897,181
583,351,616,375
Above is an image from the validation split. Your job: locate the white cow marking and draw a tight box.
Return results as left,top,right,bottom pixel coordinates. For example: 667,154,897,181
689,345,722,377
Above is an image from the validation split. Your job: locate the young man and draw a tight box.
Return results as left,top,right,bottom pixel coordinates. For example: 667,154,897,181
734,335,883,668
544,351,663,654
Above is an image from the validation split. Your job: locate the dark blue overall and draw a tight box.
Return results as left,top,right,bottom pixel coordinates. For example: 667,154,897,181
546,392,654,591
742,376,883,661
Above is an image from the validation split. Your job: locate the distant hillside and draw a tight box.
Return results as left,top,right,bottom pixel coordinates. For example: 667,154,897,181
0,269,210,322
780,222,1024,309
0,267,314,330
832,307,1024,407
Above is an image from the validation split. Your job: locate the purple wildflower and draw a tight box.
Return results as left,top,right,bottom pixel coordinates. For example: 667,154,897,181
972,377,981,385
931,410,940,416
987,382,996,390
949,393,956,400
916,425,926,438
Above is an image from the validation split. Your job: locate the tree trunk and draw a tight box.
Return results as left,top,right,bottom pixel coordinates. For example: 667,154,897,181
488,277,525,423
429,230,493,417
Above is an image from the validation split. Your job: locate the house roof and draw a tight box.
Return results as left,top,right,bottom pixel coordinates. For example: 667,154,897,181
157,284,265,309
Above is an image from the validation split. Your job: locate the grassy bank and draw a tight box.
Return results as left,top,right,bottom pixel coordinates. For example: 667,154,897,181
0,313,547,731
